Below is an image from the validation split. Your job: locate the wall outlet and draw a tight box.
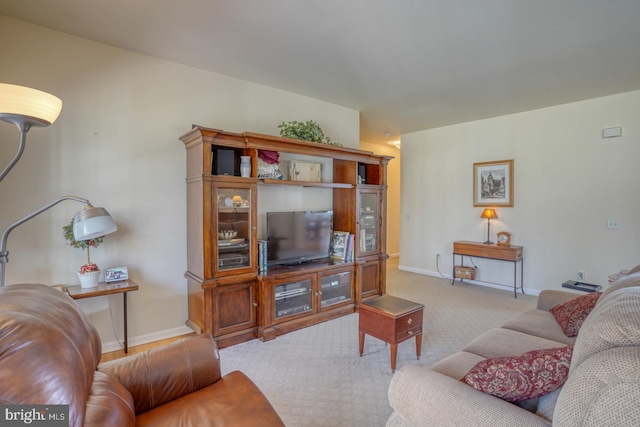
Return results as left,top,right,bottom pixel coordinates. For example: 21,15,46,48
607,219,619,229
577,271,585,280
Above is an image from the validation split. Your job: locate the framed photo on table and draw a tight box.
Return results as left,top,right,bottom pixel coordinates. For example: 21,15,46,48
473,159,514,207
105,266,129,282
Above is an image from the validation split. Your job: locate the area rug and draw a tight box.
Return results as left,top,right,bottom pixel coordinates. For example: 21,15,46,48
220,263,536,426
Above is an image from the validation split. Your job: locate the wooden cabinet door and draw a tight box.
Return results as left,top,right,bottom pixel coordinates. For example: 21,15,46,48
357,258,380,300
212,281,257,336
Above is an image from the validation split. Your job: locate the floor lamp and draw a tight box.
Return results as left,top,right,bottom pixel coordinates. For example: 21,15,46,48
0,84,117,287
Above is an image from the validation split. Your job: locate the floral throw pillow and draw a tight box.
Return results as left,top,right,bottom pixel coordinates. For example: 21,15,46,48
550,292,602,337
462,346,573,402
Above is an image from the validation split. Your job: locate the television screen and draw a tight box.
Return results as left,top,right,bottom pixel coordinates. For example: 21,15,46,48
266,210,333,266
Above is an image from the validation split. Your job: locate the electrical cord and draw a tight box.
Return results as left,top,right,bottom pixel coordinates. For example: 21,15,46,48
107,294,124,351
435,254,449,279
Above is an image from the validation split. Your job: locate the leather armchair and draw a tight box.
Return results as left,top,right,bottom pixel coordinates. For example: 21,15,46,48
0,283,284,427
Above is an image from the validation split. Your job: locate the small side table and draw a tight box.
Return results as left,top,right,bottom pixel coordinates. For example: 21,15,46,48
67,280,139,353
358,295,424,373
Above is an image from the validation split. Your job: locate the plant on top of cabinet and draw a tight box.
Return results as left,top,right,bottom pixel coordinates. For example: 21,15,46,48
277,120,342,146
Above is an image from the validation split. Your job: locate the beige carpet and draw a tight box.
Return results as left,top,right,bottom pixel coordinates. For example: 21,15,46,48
219,259,537,426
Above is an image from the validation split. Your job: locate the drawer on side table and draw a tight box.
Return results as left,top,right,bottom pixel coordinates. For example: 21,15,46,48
395,310,423,339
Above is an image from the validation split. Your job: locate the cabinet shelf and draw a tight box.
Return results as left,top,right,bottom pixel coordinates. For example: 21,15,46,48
259,179,352,189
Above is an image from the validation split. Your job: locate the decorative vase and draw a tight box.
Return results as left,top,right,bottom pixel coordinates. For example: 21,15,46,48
78,270,100,288
240,156,251,178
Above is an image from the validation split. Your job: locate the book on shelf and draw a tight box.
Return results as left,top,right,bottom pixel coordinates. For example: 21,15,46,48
330,231,350,261
345,233,355,262
258,240,268,272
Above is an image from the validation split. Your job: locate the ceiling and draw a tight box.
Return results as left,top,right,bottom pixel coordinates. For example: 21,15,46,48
2,0,640,144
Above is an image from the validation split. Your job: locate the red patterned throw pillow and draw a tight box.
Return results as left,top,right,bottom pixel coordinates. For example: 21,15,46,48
462,346,573,402
550,292,602,337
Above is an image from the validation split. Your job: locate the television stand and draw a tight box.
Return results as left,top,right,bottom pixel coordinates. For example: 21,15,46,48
257,262,355,341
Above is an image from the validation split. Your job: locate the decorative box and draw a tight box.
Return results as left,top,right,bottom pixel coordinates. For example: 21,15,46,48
289,160,321,182
454,266,477,280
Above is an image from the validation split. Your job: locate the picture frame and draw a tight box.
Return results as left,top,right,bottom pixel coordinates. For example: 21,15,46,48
105,266,129,282
330,231,350,260
473,159,514,207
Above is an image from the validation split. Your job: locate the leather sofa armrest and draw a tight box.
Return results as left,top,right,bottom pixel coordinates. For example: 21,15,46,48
98,334,221,415
388,365,551,427
536,290,580,312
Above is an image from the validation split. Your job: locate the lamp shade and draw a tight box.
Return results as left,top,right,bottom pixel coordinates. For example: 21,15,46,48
73,205,118,240
0,83,63,127
480,208,498,219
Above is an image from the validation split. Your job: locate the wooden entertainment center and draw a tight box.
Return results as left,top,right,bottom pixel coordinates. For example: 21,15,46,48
180,126,392,348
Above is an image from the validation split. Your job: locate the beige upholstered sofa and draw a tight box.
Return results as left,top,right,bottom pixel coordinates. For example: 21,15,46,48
387,268,640,427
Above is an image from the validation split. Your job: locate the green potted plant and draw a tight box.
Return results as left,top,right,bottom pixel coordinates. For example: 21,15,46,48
278,120,342,146
63,219,105,288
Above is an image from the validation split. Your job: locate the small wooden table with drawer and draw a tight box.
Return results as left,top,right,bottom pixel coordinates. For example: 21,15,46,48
358,295,424,372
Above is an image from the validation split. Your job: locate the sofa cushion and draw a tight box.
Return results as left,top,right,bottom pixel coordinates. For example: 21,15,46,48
463,328,568,359
549,292,601,337
462,346,573,403
502,309,576,345
571,287,640,370
431,350,486,380
554,346,640,427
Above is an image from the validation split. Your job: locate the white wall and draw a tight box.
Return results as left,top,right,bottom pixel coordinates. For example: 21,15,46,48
400,90,640,294
0,16,359,350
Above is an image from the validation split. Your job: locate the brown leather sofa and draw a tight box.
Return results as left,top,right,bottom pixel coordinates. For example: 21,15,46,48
0,283,284,427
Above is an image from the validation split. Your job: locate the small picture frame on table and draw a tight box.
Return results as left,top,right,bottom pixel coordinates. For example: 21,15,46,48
105,266,129,282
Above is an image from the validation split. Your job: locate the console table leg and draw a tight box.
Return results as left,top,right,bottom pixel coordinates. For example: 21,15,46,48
358,330,365,357
415,334,422,360
451,254,456,285
513,262,517,298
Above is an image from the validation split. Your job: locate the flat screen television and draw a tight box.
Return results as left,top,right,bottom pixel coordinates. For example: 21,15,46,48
266,210,333,266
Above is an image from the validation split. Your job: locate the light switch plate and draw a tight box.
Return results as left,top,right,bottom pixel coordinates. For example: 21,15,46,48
603,127,622,138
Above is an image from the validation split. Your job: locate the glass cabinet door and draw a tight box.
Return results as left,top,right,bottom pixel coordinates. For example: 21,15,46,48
319,270,352,308
215,186,252,272
275,279,313,319
358,191,380,255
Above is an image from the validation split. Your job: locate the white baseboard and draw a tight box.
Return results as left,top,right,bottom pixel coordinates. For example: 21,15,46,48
101,325,194,353
397,264,539,296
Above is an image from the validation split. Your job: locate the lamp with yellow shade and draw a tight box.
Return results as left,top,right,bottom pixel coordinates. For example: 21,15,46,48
480,208,498,245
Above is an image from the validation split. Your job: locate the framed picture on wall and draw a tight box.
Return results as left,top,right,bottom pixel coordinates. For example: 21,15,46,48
473,159,514,207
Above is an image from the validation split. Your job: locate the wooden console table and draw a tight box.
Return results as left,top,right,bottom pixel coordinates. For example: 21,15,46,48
452,241,524,298
67,280,139,353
